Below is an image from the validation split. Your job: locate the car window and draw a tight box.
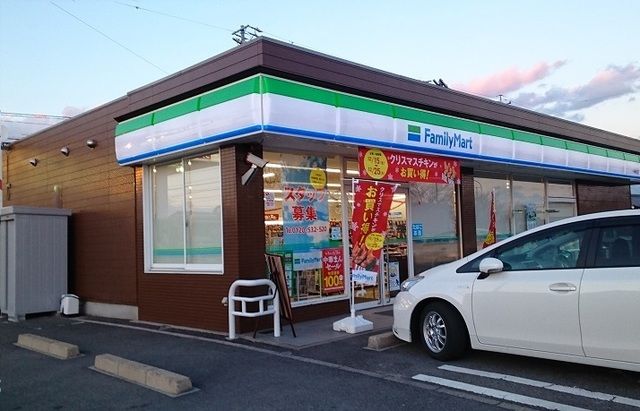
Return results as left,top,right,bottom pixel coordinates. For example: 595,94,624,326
495,228,588,271
458,222,591,273
593,224,640,268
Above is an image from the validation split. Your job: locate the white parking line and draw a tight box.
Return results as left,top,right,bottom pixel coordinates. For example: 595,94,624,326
439,365,640,408
412,374,589,411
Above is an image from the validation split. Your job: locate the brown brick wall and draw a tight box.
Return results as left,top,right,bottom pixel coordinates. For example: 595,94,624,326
576,181,631,214
136,144,271,332
3,99,138,305
132,142,349,332
459,167,478,256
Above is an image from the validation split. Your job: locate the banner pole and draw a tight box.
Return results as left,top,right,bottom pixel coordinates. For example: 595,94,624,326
350,178,357,319
332,177,373,334
350,276,355,318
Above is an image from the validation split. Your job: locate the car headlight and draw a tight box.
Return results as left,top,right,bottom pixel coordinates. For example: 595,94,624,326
400,276,424,292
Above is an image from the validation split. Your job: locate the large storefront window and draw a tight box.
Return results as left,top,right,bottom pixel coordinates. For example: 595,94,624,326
512,178,545,234
474,175,576,248
264,152,346,304
547,181,576,224
410,183,460,274
145,153,223,273
474,176,512,249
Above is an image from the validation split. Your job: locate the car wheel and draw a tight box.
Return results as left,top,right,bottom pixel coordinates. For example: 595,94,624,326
419,302,468,361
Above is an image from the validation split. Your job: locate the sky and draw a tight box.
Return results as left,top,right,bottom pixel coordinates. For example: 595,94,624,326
1,0,640,139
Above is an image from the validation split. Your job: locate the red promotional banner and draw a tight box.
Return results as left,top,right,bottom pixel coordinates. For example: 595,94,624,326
322,248,345,293
358,147,460,184
350,180,396,283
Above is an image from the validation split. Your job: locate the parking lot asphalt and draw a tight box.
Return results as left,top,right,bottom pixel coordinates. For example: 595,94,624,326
3,311,640,411
0,312,506,411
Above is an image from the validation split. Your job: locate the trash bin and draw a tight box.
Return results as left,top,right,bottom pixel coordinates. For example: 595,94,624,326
60,294,79,316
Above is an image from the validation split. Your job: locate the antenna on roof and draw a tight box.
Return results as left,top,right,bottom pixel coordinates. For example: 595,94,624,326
232,25,262,44
428,78,449,88
498,94,511,104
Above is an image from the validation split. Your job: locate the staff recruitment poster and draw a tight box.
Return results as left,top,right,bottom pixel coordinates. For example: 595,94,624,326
281,155,331,292
350,180,396,285
282,155,330,247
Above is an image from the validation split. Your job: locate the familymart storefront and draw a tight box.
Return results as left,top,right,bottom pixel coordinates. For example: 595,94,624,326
115,73,640,316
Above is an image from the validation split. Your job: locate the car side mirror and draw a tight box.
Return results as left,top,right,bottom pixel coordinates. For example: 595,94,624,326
477,257,504,279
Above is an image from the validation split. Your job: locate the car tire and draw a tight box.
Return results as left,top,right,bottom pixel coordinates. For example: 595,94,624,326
419,302,468,361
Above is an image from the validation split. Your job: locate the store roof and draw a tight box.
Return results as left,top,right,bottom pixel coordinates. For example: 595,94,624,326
118,37,640,155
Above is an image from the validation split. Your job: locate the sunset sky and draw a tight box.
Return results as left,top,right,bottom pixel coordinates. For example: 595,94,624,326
2,0,639,139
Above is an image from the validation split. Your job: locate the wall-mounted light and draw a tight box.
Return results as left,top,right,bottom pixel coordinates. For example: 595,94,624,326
0,142,12,151
29,158,39,167
60,146,70,156
86,139,97,149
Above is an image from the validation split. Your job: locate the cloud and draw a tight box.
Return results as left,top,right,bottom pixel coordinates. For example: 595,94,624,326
511,63,640,118
455,60,566,97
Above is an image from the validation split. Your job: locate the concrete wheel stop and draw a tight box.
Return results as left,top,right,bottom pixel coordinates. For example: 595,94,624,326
92,354,197,397
365,331,404,351
15,334,82,360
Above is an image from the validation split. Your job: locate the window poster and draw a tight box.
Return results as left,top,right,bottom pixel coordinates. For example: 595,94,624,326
358,147,460,184
322,247,344,293
264,191,276,210
388,260,400,292
282,154,330,248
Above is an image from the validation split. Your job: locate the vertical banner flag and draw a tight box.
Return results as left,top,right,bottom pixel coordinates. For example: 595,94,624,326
350,180,396,285
358,147,460,184
482,189,497,248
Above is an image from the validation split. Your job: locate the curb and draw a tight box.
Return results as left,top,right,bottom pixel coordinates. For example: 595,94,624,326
93,354,195,397
16,334,80,360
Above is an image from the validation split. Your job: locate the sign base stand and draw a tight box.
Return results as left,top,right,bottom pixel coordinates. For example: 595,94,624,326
333,310,373,334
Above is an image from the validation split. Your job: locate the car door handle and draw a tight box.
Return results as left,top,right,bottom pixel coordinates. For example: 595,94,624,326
549,282,577,292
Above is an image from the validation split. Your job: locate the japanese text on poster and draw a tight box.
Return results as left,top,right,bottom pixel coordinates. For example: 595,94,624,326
282,156,330,246
358,147,460,184
350,180,396,284
322,248,344,293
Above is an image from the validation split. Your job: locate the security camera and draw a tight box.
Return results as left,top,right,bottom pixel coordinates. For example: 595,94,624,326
86,139,97,149
0,142,11,151
29,158,38,167
60,146,70,156
246,153,268,168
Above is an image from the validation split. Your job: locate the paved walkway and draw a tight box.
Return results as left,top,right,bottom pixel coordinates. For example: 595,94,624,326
242,305,394,349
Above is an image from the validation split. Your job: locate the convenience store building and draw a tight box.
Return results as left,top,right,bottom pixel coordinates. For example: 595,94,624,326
4,38,640,332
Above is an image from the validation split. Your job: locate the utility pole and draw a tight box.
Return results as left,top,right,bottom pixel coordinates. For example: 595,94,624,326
232,25,262,45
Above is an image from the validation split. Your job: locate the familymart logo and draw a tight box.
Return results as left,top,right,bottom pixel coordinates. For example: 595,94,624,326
407,124,474,151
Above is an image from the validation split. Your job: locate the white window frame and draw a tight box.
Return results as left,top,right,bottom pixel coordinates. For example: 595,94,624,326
143,155,224,274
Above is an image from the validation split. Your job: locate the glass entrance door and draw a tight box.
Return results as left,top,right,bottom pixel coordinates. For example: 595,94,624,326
382,188,409,303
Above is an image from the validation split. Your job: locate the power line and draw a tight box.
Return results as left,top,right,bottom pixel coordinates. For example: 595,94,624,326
50,1,168,75
113,1,234,33
113,1,297,46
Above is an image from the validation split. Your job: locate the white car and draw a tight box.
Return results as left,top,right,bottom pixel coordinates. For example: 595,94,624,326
393,209,640,372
